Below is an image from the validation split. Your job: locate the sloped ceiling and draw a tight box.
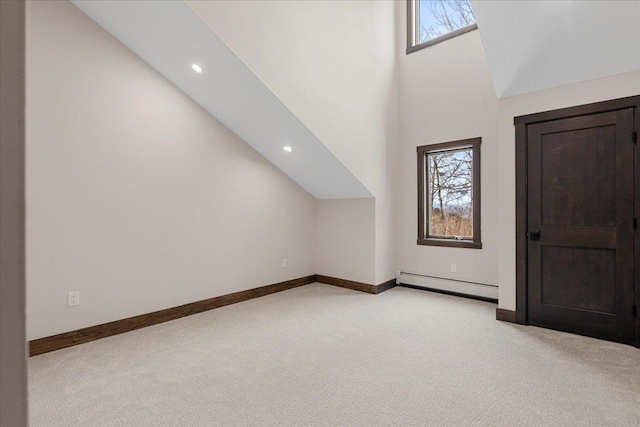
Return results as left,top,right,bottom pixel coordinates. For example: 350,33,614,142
71,1,372,199
472,0,640,98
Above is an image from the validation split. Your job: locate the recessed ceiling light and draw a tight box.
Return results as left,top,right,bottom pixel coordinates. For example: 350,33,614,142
283,146,293,152
191,63,203,74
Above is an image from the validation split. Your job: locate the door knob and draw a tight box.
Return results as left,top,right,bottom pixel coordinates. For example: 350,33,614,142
528,230,541,241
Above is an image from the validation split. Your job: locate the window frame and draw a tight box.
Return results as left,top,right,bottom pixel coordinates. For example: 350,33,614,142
406,0,478,55
417,137,482,249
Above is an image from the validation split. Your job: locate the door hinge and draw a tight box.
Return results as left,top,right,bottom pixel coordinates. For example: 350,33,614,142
633,131,638,144
633,305,637,318
634,218,637,230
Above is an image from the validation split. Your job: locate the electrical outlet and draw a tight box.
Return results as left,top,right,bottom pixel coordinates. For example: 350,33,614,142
68,291,80,307
282,259,287,269
450,263,457,273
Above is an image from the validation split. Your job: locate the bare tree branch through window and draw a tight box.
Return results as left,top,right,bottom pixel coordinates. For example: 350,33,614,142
428,149,473,238
419,0,476,44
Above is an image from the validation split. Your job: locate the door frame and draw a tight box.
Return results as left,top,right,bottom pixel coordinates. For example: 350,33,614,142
513,95,640,348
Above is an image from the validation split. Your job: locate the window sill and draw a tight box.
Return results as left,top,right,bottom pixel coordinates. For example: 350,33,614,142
417,238,482,249
406,24,478,55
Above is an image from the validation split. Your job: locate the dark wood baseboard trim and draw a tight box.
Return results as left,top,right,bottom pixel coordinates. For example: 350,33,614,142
315,275,397,294
316,275,376,293
31,274,400,356
29,275,316,357
375,279,398,294
495,308,518,324
400,283,498,303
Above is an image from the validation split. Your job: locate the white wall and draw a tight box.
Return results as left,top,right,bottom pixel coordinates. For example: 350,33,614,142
316,199,376,284
395,2,500,287
26,0,317,340
395,1,640,307
497,70,640,310
28,1,637,336
187,0,399,285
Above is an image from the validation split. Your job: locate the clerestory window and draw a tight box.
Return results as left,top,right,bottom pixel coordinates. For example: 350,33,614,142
407,0,478,54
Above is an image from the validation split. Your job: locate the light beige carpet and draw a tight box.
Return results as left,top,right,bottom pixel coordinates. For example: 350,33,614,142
29,283,640,426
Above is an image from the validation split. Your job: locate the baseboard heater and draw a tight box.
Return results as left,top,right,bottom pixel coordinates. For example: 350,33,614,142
396,270,498,302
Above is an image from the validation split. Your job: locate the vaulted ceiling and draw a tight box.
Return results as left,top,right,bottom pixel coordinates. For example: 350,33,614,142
71,0,372,199
71,0,640,200
472,0,640,98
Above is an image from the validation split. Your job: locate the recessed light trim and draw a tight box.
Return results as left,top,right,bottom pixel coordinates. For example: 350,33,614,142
283,146,293,153
191,63,203,74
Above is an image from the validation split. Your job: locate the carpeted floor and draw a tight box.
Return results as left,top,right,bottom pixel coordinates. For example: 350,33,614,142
29,283,640,426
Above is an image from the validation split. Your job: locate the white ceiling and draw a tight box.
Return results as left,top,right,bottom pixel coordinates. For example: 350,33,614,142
472,0,640,98
71,1,372,200
70,0,640,196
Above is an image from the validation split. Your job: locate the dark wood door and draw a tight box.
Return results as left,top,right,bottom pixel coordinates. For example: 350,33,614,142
527,108,636,344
